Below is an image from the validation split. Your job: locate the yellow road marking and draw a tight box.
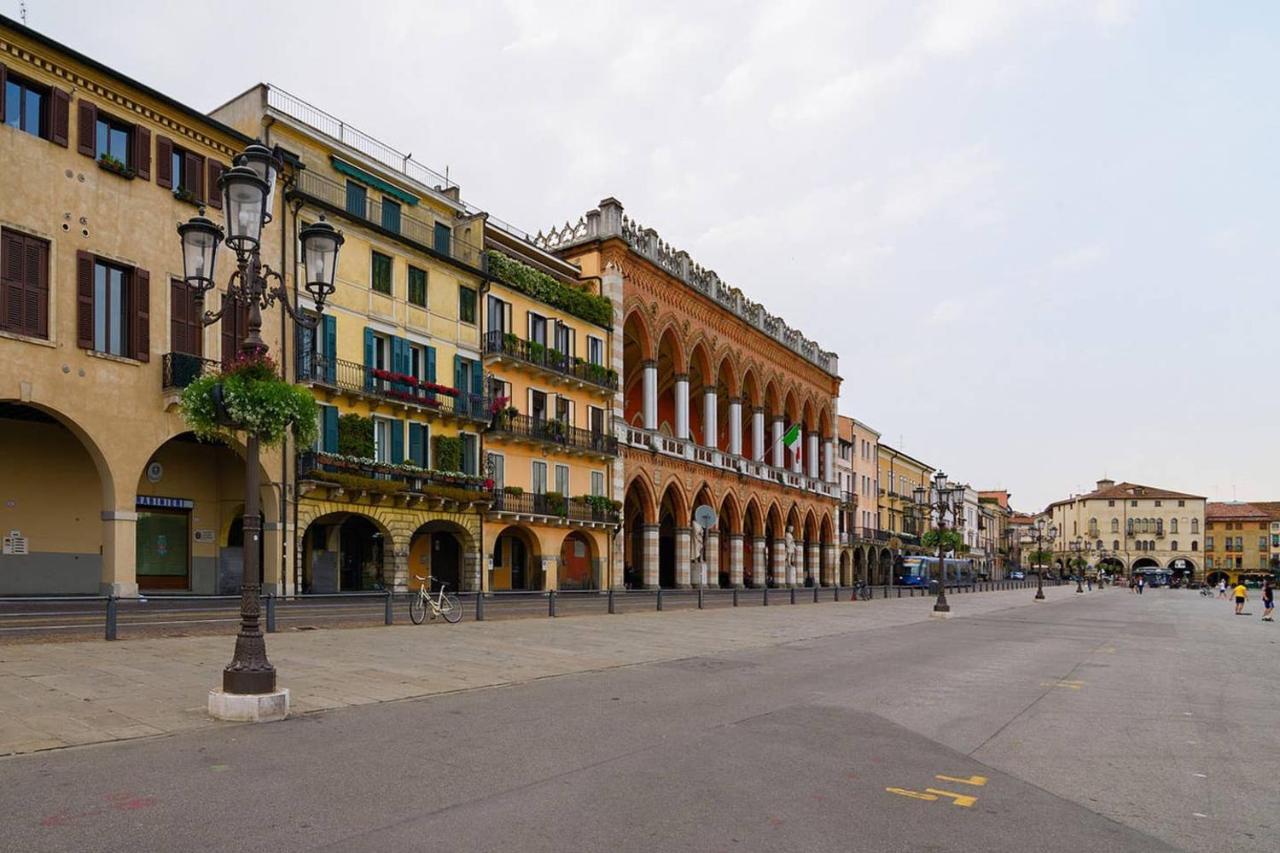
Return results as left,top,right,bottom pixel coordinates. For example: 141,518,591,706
935,774,987,787
1041,680,1084,689
886,788,938,801
925,788,978,808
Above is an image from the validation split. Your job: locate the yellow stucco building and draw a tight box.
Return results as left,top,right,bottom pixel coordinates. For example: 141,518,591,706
480,227,620,590
1,17,290,595
1204,502,1272,585
876,443,934,550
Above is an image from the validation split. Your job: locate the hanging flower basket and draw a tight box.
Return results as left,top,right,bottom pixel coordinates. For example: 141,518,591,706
180,352,318,447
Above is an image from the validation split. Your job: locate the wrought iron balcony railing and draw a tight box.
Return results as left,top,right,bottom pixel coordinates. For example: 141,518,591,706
483,331,618,391
488,413,618,456
296,355,490,423
488,490,620,524
297,451,491,496
161,352,220,390
290,169,486,272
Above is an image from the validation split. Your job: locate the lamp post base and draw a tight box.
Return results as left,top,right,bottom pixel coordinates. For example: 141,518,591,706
929,609,954,619
1033,593,1046,601
208,688,290,722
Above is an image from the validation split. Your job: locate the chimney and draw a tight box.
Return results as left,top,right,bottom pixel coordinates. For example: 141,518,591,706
1096,478,1115,491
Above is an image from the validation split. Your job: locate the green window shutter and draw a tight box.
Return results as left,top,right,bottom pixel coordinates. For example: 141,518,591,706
454,355,464,392
323,315,337,383
426,346,436,382
390,418,404,464
295,321,313,380
322,406,339,453
471,361,483,396
408,423,423,467
363,327,376,390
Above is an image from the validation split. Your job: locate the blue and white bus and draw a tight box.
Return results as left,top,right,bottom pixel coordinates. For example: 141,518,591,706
897,556,975,588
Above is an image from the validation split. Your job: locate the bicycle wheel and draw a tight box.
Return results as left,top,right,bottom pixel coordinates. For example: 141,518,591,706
409,593,427,625
440,593,464,623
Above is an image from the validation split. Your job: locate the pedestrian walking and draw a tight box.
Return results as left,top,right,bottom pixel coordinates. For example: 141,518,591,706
1136,575,1145,595
1233,582,1247,615
1261,579,1274,622
1217,579,1228,599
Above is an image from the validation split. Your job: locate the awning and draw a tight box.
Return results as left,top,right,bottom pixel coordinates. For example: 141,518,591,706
330,157,419,206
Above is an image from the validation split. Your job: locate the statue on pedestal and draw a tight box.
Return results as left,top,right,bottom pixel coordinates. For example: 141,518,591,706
784,525,798,584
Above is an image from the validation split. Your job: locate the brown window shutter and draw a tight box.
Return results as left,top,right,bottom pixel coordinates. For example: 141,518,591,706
132,267,150,362
169,279,186,355
207,161,225,209
133,125,151,181
183,152,206,203
77,100,97,157
156,136,173,188
76,251,95,349
50,89,70,147
24,235,49,338
0,64,6,122
221,293,242,366
1,229,23,333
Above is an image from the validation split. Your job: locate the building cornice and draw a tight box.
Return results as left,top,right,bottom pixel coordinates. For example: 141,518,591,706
536,198,839,377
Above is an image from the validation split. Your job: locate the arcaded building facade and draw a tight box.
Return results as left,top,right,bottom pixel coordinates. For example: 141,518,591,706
538,200,842,589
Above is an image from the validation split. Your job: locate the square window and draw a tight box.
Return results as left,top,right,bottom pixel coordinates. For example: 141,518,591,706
371,251,392,295
459,285,477,324
4,74,48,139
95,115,133,169
591,471,605,496
408,266,427,307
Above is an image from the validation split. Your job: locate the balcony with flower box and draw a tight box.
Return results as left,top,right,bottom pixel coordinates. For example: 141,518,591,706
296,355,490,425
488,488,621,529
483,331,618,396
296,451,493,509
487,411,618,458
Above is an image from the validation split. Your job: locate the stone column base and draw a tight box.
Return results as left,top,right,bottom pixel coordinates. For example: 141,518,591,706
208,688,290,722
929,610,954,620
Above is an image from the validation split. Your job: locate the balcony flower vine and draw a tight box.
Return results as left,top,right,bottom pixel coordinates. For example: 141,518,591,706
180,351,318,447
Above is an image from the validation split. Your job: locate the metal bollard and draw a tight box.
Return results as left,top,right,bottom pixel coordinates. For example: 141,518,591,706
834,584,840,602
883,585,889,599
763,587,769,606
105,595,118,641
266,593,277,633
549,589,558,617
476,590,485,621
813,586,820,603
656,588,663,612
733,587,739,607
608,588,616,614
384,589,393,625
698,587,704,610
790,587,797,605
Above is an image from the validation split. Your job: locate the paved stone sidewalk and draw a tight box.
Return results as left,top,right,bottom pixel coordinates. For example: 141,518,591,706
0,585,1077,756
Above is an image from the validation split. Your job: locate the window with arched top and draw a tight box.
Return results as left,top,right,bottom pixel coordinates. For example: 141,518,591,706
1113,539,1120,551
1191,519,1199,534
1111,518,1119,533
1170,518,1178,534
1171,540,1178,551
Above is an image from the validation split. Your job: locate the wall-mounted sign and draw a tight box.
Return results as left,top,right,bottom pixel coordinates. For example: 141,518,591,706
146,462,164,483
193,529,216,544
3,530,28,555
136,496,194,510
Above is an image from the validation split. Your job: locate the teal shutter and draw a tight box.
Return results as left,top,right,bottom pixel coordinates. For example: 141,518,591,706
471,361,483,396
363,327,375,390
323,315,337,383
295,322,314,380
408,423,423,467
391,336,408,395
454,356,468,417
322,405,339,453
390,418,404,464
426,346,436,381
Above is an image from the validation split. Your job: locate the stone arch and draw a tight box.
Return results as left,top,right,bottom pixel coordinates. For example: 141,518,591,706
656,324,685,436
741,367,762,409
743,496,765,588
0,399,117,506
878,547,893,586
301,510,394,593
490,523,543,591
559,530,599,591
658,479,692,588
687,341,714,446
624,475,659,588
713,354,739,452
409,518,476,593
622,308,655,428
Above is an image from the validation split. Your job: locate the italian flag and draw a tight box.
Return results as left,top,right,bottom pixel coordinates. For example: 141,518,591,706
782,423,801,448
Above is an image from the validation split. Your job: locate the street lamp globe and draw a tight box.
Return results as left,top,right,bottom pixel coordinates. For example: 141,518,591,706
299,216,344,309
176,211,223,299
912,484,928,507
235,142,280,224
219,165,269,253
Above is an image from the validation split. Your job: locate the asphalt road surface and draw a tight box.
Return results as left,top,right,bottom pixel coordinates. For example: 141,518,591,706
1,587,1273,852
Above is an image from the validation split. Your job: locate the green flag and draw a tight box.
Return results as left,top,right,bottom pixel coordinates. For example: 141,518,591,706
782,423,801,447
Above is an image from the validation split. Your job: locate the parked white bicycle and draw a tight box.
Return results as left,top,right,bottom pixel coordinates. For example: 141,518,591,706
409,575,464,624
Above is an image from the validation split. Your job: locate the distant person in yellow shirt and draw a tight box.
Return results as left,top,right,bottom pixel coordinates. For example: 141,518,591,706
1233,583,1247,615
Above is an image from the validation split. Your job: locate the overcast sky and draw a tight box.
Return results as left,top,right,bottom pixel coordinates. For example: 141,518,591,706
13,1,1278,511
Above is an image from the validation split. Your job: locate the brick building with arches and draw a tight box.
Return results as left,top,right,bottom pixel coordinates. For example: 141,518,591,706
537,200,842,589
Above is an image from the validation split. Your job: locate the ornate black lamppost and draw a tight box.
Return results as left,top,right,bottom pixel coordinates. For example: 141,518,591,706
1032,517,1057,601
1070,536,1090,594
913,471,962,616
178,142,343,702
